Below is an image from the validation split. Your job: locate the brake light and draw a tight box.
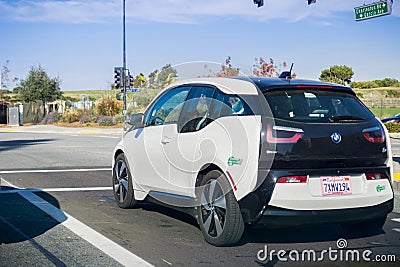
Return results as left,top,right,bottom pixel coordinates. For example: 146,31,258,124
276,175,308,183
365,172,387,180
295,85,333,89
266,124,304,144
362,126,385,143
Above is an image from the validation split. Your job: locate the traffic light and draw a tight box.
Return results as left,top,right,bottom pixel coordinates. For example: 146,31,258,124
307,0,316,4
253,0,263,7
129,74,134,88
114,67,122,89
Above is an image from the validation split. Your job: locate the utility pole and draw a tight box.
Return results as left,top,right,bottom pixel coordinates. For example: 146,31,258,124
122,0,127,131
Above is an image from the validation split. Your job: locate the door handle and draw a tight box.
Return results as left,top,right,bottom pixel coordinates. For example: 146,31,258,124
161,137,171,145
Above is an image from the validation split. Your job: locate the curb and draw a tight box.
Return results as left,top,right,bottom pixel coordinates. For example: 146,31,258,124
389,133,400,139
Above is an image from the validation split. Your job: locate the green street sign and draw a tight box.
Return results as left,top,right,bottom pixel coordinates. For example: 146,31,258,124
355,1,392,21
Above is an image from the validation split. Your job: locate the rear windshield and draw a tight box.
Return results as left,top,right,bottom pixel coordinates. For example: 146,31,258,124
264,89,374,123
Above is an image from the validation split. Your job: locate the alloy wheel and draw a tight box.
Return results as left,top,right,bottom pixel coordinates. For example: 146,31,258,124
114,159,129,203
200,179,227,238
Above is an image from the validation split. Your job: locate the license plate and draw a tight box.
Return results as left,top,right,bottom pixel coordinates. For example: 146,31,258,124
320,176,352,196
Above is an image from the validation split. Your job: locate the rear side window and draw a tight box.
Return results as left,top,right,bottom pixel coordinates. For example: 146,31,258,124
209,90,253,120
178,88,255,133
264,89,374,123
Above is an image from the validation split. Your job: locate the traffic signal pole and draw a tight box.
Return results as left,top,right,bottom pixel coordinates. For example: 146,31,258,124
122,0,127,132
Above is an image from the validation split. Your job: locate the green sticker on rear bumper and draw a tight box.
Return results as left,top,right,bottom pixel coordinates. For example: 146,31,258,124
228,156,243,166
376,185,386,192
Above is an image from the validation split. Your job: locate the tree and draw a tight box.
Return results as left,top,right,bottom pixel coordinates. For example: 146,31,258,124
133,73,147,88
12,86,23,94
1,60,10,100
147,69,159,89
216,56,240,77
319,65,354,86
147,64,177,89
374,78,400,87
20,66,62,114
253,57,288,77
157,64,177,88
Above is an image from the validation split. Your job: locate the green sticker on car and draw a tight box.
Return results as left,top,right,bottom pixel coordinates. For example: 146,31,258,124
376,185,386,192
228,156,243,166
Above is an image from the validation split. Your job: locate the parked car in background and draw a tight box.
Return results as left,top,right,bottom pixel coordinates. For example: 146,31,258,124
381,113,400,123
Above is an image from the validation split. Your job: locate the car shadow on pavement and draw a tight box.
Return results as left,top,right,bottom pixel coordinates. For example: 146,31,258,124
137,202,199,229
126,202,385,246
239,223,384,245
0,138,57,153
393,157,400,163
0,186,67,244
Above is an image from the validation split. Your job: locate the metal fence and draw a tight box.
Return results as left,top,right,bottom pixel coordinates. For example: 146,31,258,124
23,101,44,123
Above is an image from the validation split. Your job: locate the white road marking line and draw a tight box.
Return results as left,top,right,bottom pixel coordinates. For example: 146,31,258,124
3,179,153,267
0,177,14,187
43,187,113,192
0,187,113,194
391,218,400,223
162,259,173,265
0,168,111,174
393,228,400,233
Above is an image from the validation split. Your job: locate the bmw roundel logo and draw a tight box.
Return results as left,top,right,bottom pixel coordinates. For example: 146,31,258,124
330,132,342,144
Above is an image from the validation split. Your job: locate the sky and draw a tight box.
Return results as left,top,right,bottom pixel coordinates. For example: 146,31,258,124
0,0,399,91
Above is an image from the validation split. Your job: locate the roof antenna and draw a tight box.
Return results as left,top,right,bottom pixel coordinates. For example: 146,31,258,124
279,63,294,80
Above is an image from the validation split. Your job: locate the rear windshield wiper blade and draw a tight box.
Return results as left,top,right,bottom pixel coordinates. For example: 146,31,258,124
328,115,365,123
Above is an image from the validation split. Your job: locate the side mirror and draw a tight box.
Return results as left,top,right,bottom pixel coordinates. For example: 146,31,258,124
128,113,144,128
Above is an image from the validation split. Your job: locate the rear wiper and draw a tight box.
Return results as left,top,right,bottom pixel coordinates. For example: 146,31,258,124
328,115,365,123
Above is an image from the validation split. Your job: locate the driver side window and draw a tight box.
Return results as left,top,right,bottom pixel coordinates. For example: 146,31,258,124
146,87,190,126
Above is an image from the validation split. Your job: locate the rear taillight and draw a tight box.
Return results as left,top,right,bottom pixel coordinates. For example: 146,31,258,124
266,124,304,144
295,85,333,89
365,172,388,180
362,126,385,143
276,175,308,183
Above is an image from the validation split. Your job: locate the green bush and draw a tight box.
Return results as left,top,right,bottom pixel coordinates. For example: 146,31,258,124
350,81,379,89
385,123,400,133
41,112,62,124
384,123,400,133
79,115,92,124
114,114,124,124
98,116,115,126
386,90,400,98
61,110,79,123
96,97,123,117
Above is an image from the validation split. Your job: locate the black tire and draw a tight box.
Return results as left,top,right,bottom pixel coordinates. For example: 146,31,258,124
341,216,387,234
113,153,138,209
197,170,245,246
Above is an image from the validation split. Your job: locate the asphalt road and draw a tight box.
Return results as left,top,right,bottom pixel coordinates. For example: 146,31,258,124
1,128,399,266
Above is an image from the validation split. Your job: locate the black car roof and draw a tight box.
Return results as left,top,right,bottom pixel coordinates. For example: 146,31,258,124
234,77,355,95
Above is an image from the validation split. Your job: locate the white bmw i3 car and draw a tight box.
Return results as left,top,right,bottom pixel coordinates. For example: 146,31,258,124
112,76,394,246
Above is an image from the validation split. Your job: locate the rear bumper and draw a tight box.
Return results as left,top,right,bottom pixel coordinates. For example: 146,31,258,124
238,166,393,224
258,199,393,227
